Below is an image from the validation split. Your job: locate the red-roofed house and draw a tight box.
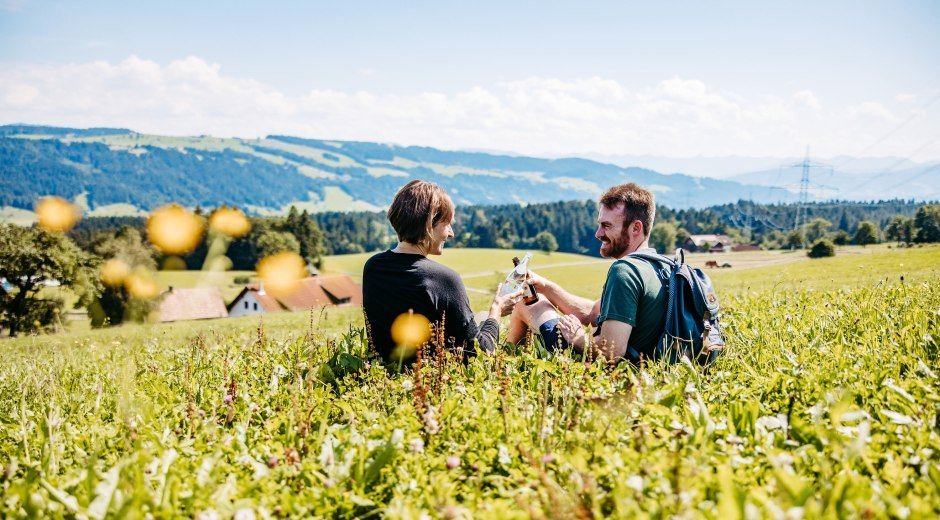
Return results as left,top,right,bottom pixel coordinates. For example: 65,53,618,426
318,275,363,305
227,275,362,317
681,234,734,253
227,284,286,317
158,287,228,322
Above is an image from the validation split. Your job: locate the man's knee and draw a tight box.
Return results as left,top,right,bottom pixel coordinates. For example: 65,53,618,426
519,297,559,328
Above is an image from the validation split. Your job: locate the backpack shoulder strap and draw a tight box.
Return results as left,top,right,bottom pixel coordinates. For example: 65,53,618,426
628,251,675,267
627,251,675,283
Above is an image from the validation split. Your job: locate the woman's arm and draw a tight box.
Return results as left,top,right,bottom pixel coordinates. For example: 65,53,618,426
471,284,523,352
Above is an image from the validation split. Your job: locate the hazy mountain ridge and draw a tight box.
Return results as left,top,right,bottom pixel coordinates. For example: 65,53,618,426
575,152,940,200
0,124,817,217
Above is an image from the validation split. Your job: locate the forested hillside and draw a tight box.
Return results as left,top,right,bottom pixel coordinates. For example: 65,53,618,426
1,125,790,212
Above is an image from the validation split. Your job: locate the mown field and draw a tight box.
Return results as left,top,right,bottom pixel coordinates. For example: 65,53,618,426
1,245,939,518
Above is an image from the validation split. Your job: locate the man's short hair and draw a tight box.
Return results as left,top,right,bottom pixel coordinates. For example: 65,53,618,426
387,180,455,246
599,183,656,237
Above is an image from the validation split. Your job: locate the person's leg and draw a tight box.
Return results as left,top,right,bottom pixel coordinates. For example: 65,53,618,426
507,297,569,351
507,303,530,345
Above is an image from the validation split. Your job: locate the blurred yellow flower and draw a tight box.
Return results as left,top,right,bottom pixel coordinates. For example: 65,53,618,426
147,205,205,254
256,251,306,297
161,255,187,271
124,268,159,300
209,206,251,238
100,258,131,287
36,197,81,232
391,311,431,347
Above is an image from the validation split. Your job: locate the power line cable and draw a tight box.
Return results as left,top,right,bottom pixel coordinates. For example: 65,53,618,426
835,87,940,169
844,134,940,185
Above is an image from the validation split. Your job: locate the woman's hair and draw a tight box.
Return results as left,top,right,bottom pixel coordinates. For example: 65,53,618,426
387,180,455,247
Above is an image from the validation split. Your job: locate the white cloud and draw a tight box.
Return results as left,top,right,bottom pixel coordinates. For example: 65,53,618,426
792,90,821,110
849,101,897,122
0,55,935,159
0,0,28,12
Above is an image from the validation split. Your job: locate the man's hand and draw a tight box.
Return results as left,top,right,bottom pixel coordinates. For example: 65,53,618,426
526,270,598,325
526,270,549,292
557,314,584,345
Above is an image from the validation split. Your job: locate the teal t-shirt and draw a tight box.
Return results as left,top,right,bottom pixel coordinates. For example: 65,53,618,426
596,248,668,359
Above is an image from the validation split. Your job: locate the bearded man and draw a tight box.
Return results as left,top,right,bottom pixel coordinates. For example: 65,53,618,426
507,183,668,363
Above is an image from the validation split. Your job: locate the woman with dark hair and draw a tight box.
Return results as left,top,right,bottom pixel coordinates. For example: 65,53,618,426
363,180,522,363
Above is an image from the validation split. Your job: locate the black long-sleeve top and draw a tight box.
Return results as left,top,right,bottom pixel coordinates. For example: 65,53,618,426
362,250,499,363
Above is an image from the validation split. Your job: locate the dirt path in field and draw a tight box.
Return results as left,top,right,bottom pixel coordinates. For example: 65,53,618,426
681,246,881,271
460,258,610,280
329,247,884,294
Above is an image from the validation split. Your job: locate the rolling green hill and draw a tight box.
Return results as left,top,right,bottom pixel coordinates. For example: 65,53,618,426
0,124,792,218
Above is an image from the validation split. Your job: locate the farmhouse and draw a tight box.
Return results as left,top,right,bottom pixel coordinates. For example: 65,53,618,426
227,284,285,317
227,274,362,317
157,287,228,322
682,234,734,253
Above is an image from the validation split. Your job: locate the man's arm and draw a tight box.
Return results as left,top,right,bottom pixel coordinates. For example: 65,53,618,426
557,314,632,361
528,271,600,325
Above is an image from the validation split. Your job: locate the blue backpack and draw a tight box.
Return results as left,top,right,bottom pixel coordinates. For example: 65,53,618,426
629,248,726,366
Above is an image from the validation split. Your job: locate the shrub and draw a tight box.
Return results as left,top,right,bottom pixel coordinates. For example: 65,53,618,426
853,220,880,246
533,231,559,254
807,239,836,258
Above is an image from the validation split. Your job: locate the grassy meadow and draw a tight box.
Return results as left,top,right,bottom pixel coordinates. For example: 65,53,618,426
1,245,939,517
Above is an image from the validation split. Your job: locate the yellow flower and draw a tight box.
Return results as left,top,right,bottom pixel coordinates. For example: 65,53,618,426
209,206,251,238
147,205,205,254
391,311,432,347
124,268,159,300
256,252,306,297
36,197,81,232
100,258,131,287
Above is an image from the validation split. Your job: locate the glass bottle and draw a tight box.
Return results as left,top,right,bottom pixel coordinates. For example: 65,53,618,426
512,254,540,305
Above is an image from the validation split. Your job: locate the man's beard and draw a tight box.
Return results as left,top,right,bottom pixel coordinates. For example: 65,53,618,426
600,232,631,259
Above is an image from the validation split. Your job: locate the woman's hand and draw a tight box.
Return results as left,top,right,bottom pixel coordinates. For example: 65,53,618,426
557,314,584,345
491,284,524,317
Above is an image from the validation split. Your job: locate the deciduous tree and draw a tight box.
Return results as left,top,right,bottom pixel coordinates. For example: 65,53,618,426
853,221,880,246
89,226,157,326
533,231,559,254
0,224,99,336
650,222,678,254
913,205,940,243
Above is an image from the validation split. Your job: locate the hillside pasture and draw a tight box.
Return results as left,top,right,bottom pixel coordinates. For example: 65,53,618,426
0,246,938,517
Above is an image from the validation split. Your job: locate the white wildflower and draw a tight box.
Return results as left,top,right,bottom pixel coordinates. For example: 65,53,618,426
785,507,805,520
196,509,221,520
497,445,511,467
625,475,643,492
423,405,440,435
234,508,255,520
881,409,915,425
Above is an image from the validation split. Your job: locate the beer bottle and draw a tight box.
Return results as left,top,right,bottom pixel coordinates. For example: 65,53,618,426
512,255,540,306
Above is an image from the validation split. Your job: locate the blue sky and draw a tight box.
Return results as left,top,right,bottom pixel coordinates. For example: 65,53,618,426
1,0,938,161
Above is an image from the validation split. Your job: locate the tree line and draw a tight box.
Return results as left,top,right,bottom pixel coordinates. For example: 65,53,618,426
4,198,938,336
67,198,939,262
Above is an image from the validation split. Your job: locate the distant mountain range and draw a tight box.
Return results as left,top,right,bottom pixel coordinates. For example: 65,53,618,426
1,124,932,219
569,153,940,201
